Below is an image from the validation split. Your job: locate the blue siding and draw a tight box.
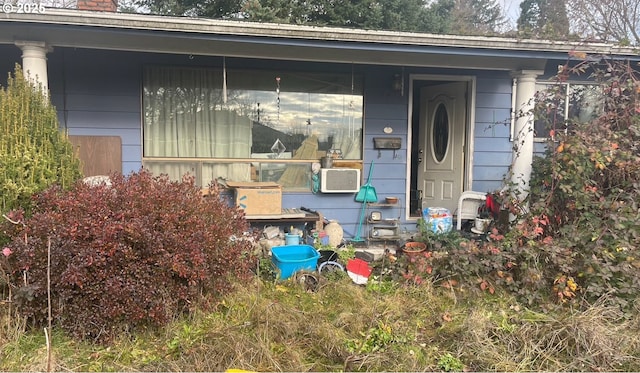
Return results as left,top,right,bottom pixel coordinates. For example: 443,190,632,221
360,66,410,234
474,137,513,152
472,72,514,192
53,93,140,113
48,49,144,174
4,46,521,237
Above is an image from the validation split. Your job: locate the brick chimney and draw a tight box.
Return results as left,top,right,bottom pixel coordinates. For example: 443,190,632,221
77,0,117,12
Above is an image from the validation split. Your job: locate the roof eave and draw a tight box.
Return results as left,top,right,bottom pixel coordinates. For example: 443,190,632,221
1,8,638,69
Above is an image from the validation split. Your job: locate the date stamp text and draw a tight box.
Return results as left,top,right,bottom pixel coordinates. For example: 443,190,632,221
2,3,46,13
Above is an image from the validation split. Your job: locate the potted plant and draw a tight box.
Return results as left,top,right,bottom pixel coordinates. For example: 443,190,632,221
474,204,492,233
400,241,427,257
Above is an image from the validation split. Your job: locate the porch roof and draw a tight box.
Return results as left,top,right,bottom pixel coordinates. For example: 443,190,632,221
1,8,638,71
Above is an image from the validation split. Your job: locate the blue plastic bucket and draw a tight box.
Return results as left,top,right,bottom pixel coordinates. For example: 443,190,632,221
285,233,301,245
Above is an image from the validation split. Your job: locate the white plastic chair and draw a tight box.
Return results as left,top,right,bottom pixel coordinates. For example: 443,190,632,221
456,191,487,230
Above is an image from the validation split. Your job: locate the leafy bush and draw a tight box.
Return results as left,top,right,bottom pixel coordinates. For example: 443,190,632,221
1,170,257,342
403,222,515,296
0,65,82,216
522,56,640,311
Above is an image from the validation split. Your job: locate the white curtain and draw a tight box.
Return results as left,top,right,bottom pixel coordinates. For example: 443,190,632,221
333,128,362,160
143,67,251,184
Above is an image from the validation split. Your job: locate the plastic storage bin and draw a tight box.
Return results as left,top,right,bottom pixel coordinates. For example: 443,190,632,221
271,245,320,280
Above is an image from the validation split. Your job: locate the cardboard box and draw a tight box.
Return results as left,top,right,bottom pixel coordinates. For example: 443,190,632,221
226,181,282,216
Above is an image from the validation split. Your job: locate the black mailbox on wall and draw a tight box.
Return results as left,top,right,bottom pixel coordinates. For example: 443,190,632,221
373,137,402,149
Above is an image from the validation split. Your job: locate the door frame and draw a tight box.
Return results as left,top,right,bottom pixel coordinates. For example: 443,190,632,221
406,74,476,221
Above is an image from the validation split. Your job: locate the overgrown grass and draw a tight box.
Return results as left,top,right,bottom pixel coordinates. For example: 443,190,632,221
2,275,639,372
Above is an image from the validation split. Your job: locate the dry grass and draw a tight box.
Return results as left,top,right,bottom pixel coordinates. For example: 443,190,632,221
458,297,640,371
1,278,640,372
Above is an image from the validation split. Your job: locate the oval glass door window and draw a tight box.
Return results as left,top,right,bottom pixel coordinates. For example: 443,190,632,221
432,103,449,162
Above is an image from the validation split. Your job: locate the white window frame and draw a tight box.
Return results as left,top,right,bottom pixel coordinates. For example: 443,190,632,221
510,80,600,142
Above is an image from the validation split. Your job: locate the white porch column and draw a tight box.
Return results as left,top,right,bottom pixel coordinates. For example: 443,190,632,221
15,41,51,94
510,70,543,205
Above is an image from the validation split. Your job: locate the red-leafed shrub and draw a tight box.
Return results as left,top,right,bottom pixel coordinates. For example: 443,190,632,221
1,170,256,342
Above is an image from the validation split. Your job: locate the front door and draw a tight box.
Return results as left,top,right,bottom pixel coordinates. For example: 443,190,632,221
416,82,467,213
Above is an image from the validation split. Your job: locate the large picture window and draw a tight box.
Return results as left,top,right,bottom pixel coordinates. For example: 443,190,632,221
142,66,363,190
533,82,602,139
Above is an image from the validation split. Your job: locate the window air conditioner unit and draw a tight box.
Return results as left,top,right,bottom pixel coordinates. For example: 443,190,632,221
320,168,360,193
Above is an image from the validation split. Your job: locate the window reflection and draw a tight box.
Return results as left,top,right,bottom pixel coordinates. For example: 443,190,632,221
534,82,602,139
142,66,364,189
